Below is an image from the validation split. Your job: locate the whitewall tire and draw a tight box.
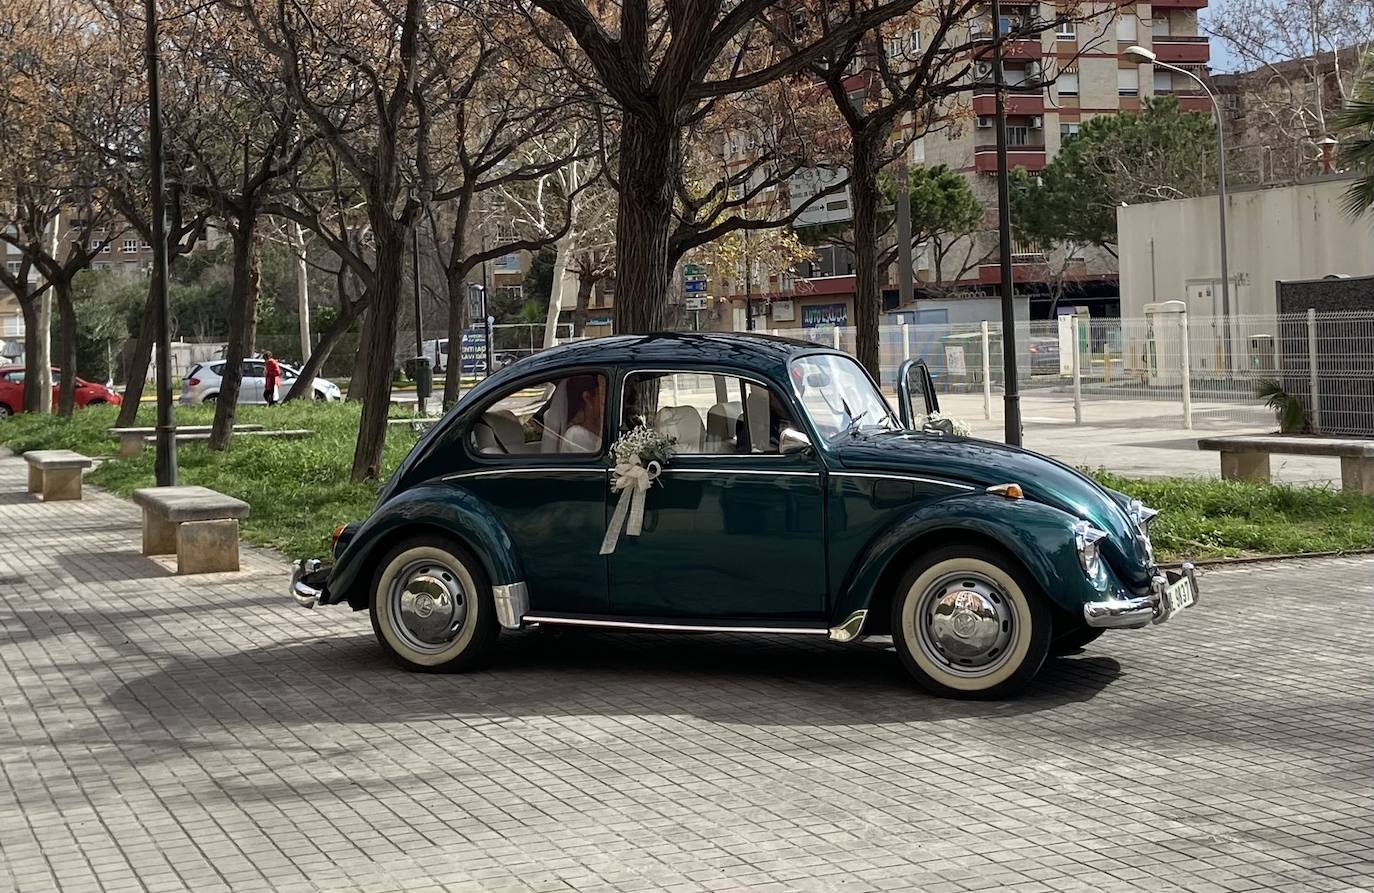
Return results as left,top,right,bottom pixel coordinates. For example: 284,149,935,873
369,534,500,672
891,545,1051,699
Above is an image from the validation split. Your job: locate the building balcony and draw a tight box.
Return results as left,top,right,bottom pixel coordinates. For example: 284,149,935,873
974,145,1046,172
1174,93,1213,112
1149,0,1208,8
972,92,1045,116
1151,36,1210,65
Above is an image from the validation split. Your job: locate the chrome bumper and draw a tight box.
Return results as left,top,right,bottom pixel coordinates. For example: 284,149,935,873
1083,563,1198,629
290,559,326,609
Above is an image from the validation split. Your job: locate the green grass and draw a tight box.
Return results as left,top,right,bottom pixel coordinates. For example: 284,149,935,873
2,405,1370,564
0,402,421,559
1092,470,1373,561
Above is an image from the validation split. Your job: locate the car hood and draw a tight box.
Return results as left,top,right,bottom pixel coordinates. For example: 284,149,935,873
834,432,1154,587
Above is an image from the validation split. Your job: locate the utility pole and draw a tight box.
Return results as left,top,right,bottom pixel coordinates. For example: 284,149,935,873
896,152,914,307
744,228,754,331
144,0,177,484
992,0,1023,446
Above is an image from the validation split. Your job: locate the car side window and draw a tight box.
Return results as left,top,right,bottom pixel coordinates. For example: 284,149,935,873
242,361,265,377
470,373,608,456
620,371,797,455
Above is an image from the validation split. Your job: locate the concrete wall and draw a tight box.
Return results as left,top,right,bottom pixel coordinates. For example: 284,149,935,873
1117,175,1374,320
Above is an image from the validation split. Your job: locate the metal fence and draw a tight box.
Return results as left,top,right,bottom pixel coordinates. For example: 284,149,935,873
760,310,1374,436
136,311,1374,437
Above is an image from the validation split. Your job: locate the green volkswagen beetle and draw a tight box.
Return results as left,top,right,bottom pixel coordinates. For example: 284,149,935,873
291,333,1197,699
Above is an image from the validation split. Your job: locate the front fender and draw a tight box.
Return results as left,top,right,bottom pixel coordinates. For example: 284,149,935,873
833,494,1121,623
327,482,524,609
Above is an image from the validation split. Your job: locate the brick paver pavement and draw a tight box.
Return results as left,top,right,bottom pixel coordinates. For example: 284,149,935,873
1,452,1371,893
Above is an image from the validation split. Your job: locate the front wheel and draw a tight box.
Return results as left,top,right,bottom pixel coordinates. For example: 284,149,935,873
0,403,12,419
891,545,1051,699
369,534,500,673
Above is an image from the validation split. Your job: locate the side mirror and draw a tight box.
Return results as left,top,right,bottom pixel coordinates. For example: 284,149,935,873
778,426,812,455
896,359,940,428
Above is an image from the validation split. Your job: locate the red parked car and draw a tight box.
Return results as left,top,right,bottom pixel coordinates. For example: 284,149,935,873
0,366,123,419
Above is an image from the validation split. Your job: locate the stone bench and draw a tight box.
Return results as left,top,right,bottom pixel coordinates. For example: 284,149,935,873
110,424,265,457
24,450,94,501
132,486,251,575
1197,435,1374,495
141,428,312,447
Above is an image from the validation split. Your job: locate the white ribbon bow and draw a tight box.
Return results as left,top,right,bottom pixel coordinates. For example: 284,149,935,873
599,457,662,554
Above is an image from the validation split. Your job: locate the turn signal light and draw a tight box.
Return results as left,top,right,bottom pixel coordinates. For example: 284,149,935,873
331,523,347,553
987,482,1024,499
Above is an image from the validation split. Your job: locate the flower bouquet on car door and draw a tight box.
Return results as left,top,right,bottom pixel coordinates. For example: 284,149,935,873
599,425,676,554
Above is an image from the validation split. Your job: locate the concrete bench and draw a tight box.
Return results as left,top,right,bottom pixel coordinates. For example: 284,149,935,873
141,428,312,447
387,417,438,432
24,450,94,501
110,425,265,457
1197,435,1374,495
132,486,250,574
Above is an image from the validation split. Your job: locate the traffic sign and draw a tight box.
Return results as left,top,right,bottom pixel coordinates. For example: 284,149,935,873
684,279,707,293
683,263,704,277
684,296,708,311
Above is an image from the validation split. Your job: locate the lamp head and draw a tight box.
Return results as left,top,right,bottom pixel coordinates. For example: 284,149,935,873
1123,45,1157,64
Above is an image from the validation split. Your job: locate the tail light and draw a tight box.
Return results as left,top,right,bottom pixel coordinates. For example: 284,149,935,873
187,377,199,387
331,523,347,554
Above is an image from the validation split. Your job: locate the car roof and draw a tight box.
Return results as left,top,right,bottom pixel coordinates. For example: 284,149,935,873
505,332,840,381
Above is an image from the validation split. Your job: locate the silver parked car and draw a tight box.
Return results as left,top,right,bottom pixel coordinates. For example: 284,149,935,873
180,360,342,405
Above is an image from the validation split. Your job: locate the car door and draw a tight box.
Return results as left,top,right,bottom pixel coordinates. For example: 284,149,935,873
241,360,265,403
454,370,610,615
605,369,828,623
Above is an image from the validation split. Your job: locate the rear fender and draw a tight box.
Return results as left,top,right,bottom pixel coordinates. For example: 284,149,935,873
326,481,523,610
833,494,1107,625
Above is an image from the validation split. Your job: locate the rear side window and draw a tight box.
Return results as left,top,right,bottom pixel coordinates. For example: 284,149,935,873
470,373,608,456
210,363,225,375
187,363,202,378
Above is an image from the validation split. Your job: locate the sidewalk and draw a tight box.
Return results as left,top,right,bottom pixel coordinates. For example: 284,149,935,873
1,451,1371,892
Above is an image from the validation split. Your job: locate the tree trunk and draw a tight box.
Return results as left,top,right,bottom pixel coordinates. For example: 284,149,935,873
350,220,405,482
284,297,361,401
613,112,677,334
209,222,260,451
573,272,593,338
849,133,883,377
116,280,158,426
441,188,474,409
346,308,370,401
17,293,44,412
543,231,576,348
53,278,78,417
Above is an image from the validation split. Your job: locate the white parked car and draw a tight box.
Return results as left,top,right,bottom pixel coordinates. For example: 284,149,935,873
180,360,342,405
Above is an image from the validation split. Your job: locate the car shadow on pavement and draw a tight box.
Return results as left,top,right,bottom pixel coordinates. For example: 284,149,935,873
100,626,1123,732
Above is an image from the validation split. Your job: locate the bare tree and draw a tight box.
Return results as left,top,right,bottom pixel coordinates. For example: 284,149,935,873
526,0,928,334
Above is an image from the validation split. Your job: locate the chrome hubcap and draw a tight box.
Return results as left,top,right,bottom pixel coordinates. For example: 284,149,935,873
388,560,468,654
916,572,1016,677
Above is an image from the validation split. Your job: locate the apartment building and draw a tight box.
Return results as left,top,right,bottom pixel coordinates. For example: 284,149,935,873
702,0,1212,334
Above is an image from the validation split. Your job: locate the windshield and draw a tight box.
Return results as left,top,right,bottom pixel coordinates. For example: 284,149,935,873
790,354,898,440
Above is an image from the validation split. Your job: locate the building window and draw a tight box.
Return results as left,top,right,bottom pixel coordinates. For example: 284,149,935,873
1153,70,1173,93
1152,15,1171,36
6,261,20,274
141,240,153,251
122,239,138,253
1118,67,1139,96
1060,121,1081,139
1057,21,1076,39
1006,125,1031,146
1115,12,1138,41
95,262,112,271
1057,71,1079,96
497,285,523,302
910,136,926,164
495,221,518,242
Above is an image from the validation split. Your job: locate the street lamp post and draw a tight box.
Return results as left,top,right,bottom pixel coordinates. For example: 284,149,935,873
1125,45,1231,369
991,0,1023,445
144,0,176,486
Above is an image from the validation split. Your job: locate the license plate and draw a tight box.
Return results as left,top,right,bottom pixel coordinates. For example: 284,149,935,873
1164,575,1196,615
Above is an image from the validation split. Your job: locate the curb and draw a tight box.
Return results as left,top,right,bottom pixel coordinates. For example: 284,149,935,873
1163,548,1374,570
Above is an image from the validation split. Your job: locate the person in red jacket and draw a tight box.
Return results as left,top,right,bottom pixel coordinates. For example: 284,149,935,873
263,351,281,406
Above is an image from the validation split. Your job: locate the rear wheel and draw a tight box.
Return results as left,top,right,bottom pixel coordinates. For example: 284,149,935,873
0,403,12,419
204,393,217,403
891,544,1051,699
369,534,500,672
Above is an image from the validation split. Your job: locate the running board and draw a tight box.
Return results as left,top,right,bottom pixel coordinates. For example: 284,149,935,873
522,614,831,636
